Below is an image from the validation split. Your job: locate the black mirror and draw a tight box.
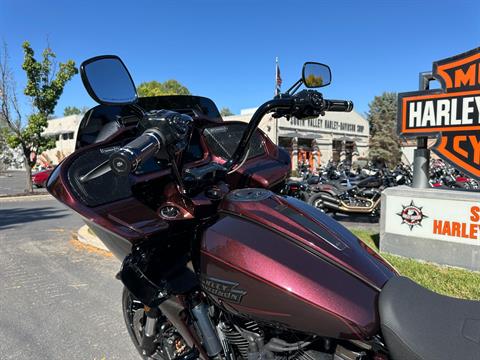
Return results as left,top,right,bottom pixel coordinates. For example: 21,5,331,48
302,62,331,88
80,55,137,105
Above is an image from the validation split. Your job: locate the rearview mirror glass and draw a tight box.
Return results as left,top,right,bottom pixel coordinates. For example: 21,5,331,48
302,62,331,88
80,55,137,105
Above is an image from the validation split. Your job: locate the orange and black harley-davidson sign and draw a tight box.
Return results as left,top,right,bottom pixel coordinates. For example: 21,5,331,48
398,47,480,179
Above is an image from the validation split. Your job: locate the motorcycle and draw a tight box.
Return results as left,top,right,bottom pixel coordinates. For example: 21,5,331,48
279,179,309,200
306,163,412,219
47,56,480,360
306,170,387,218
281,162,376,202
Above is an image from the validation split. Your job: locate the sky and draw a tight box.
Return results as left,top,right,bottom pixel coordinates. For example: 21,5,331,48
1,0,479,119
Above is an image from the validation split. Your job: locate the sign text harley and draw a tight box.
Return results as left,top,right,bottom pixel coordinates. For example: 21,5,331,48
398,47,480,178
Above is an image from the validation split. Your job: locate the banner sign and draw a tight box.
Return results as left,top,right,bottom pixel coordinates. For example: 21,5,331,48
398,47,480,178
385,194,480,246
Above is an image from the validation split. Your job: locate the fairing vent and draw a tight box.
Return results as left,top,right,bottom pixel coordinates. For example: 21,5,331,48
67,148,132,207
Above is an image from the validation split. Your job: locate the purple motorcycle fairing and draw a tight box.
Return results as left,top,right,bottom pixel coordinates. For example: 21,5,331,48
200,190,397,341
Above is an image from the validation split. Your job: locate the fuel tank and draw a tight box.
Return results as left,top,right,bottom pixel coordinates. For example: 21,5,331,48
200,189,396,341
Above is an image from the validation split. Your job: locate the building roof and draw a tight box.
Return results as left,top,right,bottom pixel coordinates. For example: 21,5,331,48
43,114,83,136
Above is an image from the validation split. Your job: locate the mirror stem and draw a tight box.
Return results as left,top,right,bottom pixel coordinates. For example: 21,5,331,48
284,79,303,96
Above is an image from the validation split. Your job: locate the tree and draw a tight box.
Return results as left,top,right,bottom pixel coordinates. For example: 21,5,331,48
367,92,402,167
137,80,190,97
0,41,78,192
0,44,23,173
0,126,17,172
220,107,234,117
63,106,82,116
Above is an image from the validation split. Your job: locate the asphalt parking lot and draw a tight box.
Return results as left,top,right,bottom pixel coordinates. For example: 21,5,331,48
0,196,138,359
0,171,47,196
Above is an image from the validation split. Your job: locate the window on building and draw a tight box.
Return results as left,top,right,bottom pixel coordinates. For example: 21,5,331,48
344,141,356,167
332,140,343,164
278,137,292,149
61,132,74,140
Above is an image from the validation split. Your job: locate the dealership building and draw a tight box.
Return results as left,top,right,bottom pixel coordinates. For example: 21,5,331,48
225,108,369,171
39,114,83,166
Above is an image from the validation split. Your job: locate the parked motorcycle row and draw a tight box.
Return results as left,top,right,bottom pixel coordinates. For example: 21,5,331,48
429,159,479,190
282,158,480,220
281,162,412,219
47,56,480,360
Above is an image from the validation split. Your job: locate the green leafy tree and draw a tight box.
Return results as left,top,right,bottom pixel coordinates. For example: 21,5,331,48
367,92,401,167
137,80,190,97
0,41,77,192
220,107,234,117
63,106,82,116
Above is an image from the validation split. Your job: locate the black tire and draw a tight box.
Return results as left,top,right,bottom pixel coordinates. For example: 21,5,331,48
122,288,166,360
308,192,326,211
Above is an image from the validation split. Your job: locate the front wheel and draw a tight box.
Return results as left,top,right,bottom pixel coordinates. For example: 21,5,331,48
122,288,193,360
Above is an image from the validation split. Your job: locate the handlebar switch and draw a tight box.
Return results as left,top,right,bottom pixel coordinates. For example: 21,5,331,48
291,90,325,119
145,110,193,151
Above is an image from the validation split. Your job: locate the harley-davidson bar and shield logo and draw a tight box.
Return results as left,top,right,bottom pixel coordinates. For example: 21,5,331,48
201,276,247,304
398,47,480,179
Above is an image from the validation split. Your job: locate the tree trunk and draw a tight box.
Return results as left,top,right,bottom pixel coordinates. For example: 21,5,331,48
23,155,33,193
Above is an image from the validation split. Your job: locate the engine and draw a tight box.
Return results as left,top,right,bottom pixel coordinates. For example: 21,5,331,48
214,313,370,360
214,315,364,360
218,320,262,359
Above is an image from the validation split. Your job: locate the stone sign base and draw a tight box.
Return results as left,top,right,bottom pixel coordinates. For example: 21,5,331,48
380,186,480,271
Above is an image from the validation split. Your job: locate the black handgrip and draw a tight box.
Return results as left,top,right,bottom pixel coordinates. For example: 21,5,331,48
109,128,163,175
324,99,354,112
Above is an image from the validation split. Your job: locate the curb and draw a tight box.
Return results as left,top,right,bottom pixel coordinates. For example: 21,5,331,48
0,194,52,202
75,224,110,252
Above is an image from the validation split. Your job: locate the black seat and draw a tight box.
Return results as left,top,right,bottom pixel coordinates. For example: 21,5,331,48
379,276,480,360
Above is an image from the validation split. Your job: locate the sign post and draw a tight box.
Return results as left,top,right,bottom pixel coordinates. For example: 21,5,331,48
411,72,435,188
380,47,480,270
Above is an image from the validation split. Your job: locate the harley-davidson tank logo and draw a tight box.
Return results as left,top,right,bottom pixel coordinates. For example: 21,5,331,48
201,276,246,304
398,47,480,179
397,201,428,231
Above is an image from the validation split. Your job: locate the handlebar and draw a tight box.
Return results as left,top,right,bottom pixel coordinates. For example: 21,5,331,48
324,99,354,112
109,128,163,175
106,91,352,183
226,90,353,171
108,110,193,176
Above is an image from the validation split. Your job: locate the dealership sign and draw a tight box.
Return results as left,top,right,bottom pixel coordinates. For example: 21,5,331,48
398,47,480,178
385,195,480,246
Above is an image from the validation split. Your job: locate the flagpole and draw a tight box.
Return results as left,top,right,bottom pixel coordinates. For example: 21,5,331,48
275,57,279,144
275,57,278,96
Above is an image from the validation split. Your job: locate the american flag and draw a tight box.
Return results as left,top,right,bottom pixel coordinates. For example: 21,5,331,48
275,57,282,96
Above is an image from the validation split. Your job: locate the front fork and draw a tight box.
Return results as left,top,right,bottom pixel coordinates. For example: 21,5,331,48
141,306,160,357
141,295,220,360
